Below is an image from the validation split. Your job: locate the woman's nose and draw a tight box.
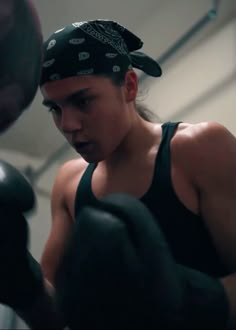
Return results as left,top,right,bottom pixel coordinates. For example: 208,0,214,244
59,107,83,133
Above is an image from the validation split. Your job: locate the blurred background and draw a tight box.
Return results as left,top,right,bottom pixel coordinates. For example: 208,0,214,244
0,0,235,328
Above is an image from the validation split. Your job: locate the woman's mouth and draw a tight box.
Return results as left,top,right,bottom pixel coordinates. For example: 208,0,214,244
74,141,93,153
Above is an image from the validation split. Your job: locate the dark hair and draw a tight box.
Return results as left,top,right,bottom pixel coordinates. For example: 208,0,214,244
100,71,161,123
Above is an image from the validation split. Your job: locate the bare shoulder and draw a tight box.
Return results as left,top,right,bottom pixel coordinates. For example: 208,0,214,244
176,120,227,135
173,121,235,152
172,121,236,181
54,157,88,185
51,157,89,209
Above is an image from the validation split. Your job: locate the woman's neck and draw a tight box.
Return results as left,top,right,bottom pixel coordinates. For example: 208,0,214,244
100,116,161,171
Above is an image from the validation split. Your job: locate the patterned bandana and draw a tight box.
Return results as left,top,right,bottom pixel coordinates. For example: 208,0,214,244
39,19,162,86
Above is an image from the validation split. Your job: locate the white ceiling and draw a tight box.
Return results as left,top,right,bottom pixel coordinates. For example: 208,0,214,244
0,0,235,163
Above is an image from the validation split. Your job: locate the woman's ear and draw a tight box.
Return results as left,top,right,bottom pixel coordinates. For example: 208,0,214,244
124,70,138,103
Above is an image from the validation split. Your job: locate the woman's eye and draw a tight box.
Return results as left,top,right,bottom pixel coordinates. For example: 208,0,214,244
48,105,61,115
73,97,93,109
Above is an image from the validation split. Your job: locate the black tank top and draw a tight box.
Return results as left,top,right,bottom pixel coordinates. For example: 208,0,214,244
74,122,228,277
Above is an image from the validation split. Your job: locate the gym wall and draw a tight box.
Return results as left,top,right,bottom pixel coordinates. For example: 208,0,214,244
144,17,236,135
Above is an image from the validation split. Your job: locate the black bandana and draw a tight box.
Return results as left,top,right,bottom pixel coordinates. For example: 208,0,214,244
39,19,162,86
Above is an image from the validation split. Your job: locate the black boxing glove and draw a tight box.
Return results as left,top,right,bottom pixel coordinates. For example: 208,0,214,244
55,193,229,330
0,160,43,311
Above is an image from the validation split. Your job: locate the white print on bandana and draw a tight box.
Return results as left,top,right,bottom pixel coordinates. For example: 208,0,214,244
69,38,85,45
73,22,87,28
43,59,55,68
55,28,65,34
105,53,118,58
50,74,61,81
47,40,56,50
113,65,121,72
77,68,94,75
78,52,90,61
